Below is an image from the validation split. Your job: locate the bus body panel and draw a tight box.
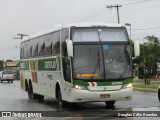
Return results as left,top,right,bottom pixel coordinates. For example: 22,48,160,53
20,69,67,99
67,87,132,102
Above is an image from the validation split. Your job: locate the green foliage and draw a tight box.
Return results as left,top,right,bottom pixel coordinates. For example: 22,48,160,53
134,35,160,77
0,60,4,71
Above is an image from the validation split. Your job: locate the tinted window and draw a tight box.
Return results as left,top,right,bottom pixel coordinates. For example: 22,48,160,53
72,28,128,42
20,30,61,59
3,71,12,74
61,28,69,56
52,31,60,55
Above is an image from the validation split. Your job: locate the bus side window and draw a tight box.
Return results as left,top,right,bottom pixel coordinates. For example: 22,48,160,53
61,28,69,56
63,58,71,83
32,38,38,57
46,41,52,55
39,42,45,56
62,41,67,57
52,31,60,55
20,47,23,59
30,46,32,57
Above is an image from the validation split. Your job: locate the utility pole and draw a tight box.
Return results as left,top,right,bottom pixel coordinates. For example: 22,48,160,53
107,5,122,24
13,34,28,40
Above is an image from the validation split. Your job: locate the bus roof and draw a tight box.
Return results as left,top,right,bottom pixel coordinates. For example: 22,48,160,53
22,22,125,42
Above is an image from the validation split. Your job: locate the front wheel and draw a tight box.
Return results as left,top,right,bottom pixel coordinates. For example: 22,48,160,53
57,88,64,109
105,101,115,108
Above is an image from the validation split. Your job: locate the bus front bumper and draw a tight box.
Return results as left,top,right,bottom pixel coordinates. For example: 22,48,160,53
68,87,132,102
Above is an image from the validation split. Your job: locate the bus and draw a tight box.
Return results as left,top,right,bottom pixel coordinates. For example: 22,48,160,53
20,23,140,108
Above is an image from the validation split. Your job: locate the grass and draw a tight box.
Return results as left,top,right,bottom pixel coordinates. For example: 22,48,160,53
133,79,160,89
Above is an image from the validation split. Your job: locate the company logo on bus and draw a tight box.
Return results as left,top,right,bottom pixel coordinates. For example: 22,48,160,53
44,58,59,70
112,82,123,85
45,61,57,69
20,63,25,69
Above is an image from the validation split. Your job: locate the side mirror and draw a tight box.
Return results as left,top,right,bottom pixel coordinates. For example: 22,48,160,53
133,41,140,57
66,39,73,58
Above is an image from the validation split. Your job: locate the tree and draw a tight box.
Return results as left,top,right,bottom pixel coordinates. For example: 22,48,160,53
0,60,4,71
144,35,160,76
132,35,160,84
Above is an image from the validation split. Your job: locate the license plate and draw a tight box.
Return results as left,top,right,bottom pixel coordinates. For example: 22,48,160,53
100,94,110,98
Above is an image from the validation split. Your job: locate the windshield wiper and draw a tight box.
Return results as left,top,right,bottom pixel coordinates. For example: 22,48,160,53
119,46,131,79
90,50,100,80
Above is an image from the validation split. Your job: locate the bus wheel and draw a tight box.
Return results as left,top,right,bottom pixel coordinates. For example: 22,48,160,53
158,89,160,102
37,95,44,101
28,84,37,100
105,101,115,108
57,89,64,109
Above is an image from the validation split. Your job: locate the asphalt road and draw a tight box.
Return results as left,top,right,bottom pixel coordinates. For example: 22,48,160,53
0,80,160,119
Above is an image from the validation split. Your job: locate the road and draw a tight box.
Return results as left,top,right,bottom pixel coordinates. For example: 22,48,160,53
0,80,160,119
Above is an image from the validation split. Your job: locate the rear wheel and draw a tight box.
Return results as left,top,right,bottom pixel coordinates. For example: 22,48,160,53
28,84,37,100
105,101,115,108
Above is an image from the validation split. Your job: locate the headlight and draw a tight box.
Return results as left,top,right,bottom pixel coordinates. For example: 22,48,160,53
121,83,133,89
74,85,88,90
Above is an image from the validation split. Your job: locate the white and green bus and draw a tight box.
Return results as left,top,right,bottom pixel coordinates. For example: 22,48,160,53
20,23,140,107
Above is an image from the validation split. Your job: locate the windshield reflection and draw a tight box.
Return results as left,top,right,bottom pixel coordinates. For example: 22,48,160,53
73,44,132,80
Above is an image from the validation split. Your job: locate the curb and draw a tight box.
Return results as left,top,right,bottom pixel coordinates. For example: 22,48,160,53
133,87,157,93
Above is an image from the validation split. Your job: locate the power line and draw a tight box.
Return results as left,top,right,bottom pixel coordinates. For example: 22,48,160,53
122,0,159,6
129,27,160,31
78,0,159,22
107,5,122,23
132,29,160,36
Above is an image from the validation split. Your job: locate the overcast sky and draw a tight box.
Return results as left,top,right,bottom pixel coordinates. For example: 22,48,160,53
0,0,160,60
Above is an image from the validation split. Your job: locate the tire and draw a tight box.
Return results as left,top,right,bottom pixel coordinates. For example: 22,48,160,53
57,88,64,109
28,84,37,100
37,95,44,101
158,89,160,102
105,101,115,108
8,80,9,83
11,80,13,83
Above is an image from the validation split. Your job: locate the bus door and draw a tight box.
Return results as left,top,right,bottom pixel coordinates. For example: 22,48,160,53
63,58,72,100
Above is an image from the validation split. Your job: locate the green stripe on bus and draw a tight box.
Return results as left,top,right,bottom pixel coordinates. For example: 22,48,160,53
73,78,133,86
20,57,60,71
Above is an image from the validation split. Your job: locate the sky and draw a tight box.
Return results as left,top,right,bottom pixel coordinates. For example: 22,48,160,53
0,0,160,60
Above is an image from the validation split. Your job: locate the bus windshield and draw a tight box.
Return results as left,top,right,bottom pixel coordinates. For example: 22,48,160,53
73,45,104,80
72,28,132,80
